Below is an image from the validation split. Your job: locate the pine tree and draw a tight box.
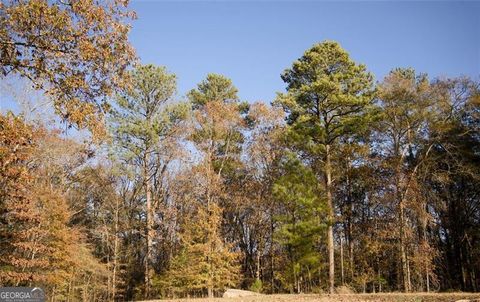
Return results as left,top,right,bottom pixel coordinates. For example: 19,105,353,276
276,41,375,293
110,64,188,298
273,156,326,293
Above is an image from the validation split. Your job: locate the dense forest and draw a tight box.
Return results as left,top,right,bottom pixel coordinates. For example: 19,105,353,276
0,1,479,301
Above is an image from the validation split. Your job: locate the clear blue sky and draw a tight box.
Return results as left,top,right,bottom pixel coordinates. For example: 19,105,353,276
129,0,479,104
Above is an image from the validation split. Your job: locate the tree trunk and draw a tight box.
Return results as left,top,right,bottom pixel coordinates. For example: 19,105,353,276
293,267,298,294
346,161,354,282
348,205,354,281
270,207,275,294
112,197,120,301
399,201,409,292
340,235,344,286
378,268,382,293
256,250,261,281
206,154,214,299
395,141,409,293
325,144,335,294
426,261,430,293
144,152,153,299
406,255,412,291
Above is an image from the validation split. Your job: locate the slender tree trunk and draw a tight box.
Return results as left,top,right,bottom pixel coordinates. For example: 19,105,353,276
347,171,354,282
270,207,275,294
421,218,430,293
395,143,409,293
399,201,409,292
293,266,298,294
340,235,345,286
206,154,214,299
426,261,430,293
378,268,382,293
112,197,120,301
348,223,354,282
406,255,412,291
144,152,153,299
460,248,467,291
308,268,313,293
256,250,261,281
467,246,477,292
325,144,335,294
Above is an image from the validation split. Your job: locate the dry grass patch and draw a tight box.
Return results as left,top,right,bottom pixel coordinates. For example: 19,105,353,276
142,293,480,302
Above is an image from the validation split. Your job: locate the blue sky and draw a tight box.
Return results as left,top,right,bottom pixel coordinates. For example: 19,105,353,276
129,0,479,104
1,1,479,114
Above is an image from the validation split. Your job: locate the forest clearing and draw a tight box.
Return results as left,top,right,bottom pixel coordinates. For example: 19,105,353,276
1,1,479,301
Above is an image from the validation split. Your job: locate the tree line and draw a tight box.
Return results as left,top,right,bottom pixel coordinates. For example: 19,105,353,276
1,1,479,301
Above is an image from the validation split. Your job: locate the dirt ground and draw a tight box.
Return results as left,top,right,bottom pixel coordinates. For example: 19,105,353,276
142,293,480,302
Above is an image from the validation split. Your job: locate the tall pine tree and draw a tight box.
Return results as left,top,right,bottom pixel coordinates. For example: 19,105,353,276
276,41,375,293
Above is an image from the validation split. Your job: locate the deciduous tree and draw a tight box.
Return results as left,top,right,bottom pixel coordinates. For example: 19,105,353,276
0,0,136,137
